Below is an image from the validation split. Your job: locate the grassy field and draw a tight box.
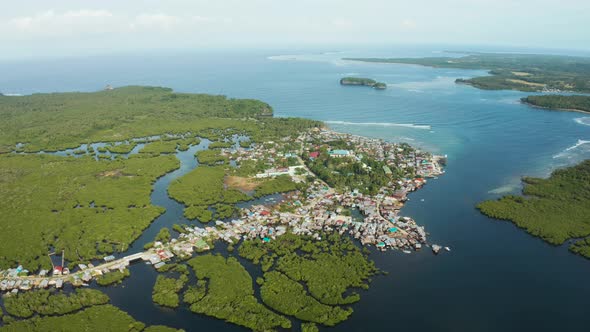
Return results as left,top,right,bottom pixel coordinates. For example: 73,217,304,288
478,160,590,258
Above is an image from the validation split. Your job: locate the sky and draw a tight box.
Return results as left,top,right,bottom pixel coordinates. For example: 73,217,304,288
1,0,589,59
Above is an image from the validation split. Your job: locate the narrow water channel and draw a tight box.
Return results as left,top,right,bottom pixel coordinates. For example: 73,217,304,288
127,139,211,253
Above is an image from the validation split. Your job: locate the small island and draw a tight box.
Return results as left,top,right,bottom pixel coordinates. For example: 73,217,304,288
340,77,387,90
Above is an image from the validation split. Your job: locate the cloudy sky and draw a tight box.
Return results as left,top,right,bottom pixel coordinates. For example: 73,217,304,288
1,0,589,59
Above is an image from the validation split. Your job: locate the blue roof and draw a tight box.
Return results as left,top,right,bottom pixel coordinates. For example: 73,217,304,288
329,149,350,155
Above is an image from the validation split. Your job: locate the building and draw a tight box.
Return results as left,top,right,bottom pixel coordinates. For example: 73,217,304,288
329,149,352,158
52,266,63,276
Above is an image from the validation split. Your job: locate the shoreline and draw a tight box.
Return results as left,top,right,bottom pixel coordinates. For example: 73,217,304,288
520,100,590,115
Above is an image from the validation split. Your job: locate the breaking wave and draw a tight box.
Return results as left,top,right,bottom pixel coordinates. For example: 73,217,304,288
326,121,431,130
553,139,590,158
574,117,590,127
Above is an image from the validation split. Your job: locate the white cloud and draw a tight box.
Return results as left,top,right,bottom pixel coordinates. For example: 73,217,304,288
131,13,183,31
6,9,117,37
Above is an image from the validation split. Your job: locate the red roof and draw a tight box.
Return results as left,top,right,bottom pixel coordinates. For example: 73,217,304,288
260,210,270,216
53,266,63,272
309,151,320,158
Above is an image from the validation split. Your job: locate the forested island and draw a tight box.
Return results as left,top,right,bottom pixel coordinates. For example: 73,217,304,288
522,95,590,114
478,160,590,258
340,77,387,89
345,52,590,93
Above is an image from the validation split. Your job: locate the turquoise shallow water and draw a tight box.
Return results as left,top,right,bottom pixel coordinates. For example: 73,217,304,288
2,46,590,331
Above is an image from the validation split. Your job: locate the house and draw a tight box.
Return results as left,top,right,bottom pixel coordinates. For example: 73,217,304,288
329,149,352,158
104,255,115,262
309,151,320,159
53,266,63,276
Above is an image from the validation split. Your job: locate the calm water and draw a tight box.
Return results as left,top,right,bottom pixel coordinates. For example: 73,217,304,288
2,46,590,331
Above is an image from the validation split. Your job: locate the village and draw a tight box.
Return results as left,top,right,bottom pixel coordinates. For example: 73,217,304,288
0,128,447,295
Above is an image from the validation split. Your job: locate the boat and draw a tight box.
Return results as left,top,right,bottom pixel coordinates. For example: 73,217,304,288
444,246,451,252
432,244,442,254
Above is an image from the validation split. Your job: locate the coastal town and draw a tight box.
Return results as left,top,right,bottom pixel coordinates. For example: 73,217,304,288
0,128,447,294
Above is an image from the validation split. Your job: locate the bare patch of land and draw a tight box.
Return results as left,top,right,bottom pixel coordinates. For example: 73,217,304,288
225,175,260,191
506,79,546,87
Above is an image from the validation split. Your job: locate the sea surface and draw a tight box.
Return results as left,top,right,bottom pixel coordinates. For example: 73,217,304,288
2,45,590,331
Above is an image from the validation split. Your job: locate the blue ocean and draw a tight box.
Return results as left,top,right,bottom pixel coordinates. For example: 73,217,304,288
2,45,590,331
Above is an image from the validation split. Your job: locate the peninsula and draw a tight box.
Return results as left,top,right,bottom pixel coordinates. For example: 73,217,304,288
340,77,387,89
344,52,590,93
0,86,445,331
521,95,590,114
478,160,590,258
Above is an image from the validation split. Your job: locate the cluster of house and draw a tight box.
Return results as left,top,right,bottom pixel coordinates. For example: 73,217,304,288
0,128,448,295
302,129,445,179
0,256,133,295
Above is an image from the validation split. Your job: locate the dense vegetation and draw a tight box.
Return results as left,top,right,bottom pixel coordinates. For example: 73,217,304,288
0,304,181,332
106,142,138,154
522,95,590,113
478,160,590,258
0,154,178,270
168,166,251,221
3,289,109,318
0,86,321,153
304,146,409,195
97,269,131,286
196,149,229,165
340,77,386,89
185,254,291,331
253,175,302,198
260,271,352,325
152,275,188,308
239,232,378,326
345,53,590,93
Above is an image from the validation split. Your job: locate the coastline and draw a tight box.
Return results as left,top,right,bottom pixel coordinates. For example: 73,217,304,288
520,100,590,115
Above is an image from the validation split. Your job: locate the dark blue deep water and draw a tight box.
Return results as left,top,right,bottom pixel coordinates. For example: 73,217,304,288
2,46,590,331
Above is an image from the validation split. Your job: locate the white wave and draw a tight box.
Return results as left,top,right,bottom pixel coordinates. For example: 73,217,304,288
553,139,590,158
565,139,590,151
2,93,23,96
574,117,590,127
326,121,431,130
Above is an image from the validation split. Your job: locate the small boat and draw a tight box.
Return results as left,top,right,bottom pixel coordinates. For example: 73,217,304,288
403,250,412,254
444,246,451,252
